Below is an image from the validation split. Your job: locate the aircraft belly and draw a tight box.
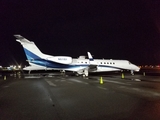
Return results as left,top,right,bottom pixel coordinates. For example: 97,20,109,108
96,67,120,72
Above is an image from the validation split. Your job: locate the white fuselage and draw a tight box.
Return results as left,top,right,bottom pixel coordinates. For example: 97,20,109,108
24,57,140,73
15,34,140,76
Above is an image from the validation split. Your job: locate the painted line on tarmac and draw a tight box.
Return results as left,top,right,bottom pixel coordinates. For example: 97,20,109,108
69,79,88,84
97,86,107,90
45,79,57,87
60,79,66,82
54,79,66,82
130,88,160,97
24,76,41,78
119,86,160,97
103,80,131,85
134,79,141,81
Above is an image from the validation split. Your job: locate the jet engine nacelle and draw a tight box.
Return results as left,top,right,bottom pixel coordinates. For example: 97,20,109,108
47,56,72,64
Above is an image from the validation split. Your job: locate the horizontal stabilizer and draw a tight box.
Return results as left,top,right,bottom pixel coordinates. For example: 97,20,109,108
14,35,25,39
23,65,46,71
14,35,33,44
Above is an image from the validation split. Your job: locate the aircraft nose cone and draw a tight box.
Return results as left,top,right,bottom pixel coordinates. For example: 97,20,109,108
135,66,140,72
131,64,140,72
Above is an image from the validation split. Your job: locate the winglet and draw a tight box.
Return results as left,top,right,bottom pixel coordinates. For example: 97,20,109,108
87,52,94,61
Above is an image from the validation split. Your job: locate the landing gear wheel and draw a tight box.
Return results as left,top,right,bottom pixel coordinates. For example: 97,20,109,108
76,74,79,76
83,74,86,77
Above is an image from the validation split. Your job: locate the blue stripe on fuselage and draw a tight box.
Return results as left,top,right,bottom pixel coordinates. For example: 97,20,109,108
31,59,125,70
30,59,88,69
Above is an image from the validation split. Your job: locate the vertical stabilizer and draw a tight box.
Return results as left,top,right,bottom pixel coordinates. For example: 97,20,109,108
14,35,44,60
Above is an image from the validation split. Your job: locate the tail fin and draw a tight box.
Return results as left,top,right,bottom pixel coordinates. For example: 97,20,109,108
14,35,44,60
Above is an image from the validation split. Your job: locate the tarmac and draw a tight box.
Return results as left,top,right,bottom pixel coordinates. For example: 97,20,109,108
1,72,160,120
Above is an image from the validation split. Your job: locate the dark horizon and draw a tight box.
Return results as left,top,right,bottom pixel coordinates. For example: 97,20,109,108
0,0,160,66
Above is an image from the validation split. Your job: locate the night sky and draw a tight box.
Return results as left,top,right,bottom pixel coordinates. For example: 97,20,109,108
0,0,160,66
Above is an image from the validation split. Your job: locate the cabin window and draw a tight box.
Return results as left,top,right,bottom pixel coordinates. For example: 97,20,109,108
101,62,102,64
107,62,109,64
104,62,106,64
113,62,115,64
110,62,112,64
85,62,87,64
